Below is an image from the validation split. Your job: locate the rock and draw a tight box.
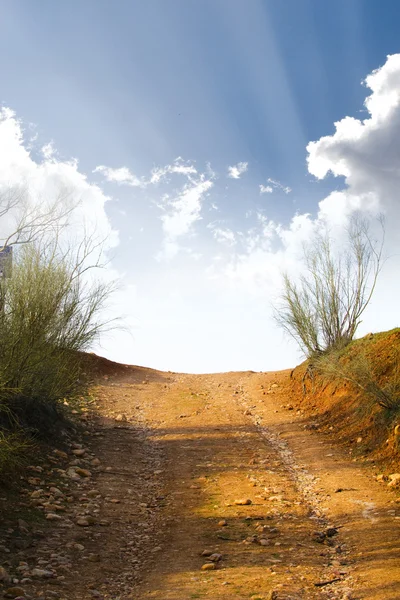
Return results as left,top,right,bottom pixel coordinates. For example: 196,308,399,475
53,449,68,460
73,543,85,551
66,468,81,481
91,458,101,467
72,449,86,457
75,468,91,478
115,414,127,422
218,519,227,527
395,425,400,437
76,515,96,527
201,550,213,557
4,588,25,599
209,553,222,562
87,554,101,562
49,487,63,498
268,495,283,502
31,568,54,578
76,518,90,527
234,498,252,505
30,490,42,498
201,563,216,570
388,473,400,487
27,477,41,486
46,513,62,521
376,474,387,482
0,566,10,583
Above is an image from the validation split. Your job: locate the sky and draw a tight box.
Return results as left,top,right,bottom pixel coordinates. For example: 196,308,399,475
0,0,400,373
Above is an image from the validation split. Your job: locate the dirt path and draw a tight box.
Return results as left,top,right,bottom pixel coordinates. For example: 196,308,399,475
2,365,399,600
90,367,400,599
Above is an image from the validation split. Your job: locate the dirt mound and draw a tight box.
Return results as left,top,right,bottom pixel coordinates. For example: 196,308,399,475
82,351,169,384
287,328,400,470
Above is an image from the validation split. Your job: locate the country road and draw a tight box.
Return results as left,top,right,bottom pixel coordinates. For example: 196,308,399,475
4,364,399,600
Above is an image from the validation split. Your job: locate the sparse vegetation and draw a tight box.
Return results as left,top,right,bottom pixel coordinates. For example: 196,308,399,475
0,190,115,470
275,215,385,358
0,239,113,431
314,334,400,412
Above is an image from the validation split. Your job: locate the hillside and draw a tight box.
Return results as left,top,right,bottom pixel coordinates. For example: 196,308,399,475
0,332,398,599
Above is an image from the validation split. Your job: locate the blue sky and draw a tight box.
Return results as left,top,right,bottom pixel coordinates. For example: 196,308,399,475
1,0,400,372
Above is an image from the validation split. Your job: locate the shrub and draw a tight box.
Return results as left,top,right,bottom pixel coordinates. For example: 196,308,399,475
0,239,113,426
275,215,384,358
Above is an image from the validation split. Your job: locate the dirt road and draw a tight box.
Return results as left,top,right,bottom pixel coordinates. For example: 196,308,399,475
4,364,400,600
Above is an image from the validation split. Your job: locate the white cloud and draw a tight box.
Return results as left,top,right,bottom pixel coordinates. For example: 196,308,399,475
93,165,144,187
150,157,197,184
267,178,292,194
210,226,236,246
158,176,213,260
41,142,56,160
259,184,273,194
218,53,400,322
0,108,118,254
94,157,198,190
227,161,248,179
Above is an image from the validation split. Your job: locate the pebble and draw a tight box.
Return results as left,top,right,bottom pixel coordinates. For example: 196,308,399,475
72,449,86,457
4,588,25,599
46,513,62,521
75,468,91,478
31,568,54,578
234,498,252,505
0,566,10,582
218,519,227,527
115,414,127,422
76,518,90,527
209,553,222,562
201,563,216,570
388,473,400,487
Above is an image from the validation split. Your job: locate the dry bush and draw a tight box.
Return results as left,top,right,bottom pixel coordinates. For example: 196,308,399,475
275,215,384,358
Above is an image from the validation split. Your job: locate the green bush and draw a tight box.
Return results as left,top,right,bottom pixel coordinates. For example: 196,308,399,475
0,240,112,423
